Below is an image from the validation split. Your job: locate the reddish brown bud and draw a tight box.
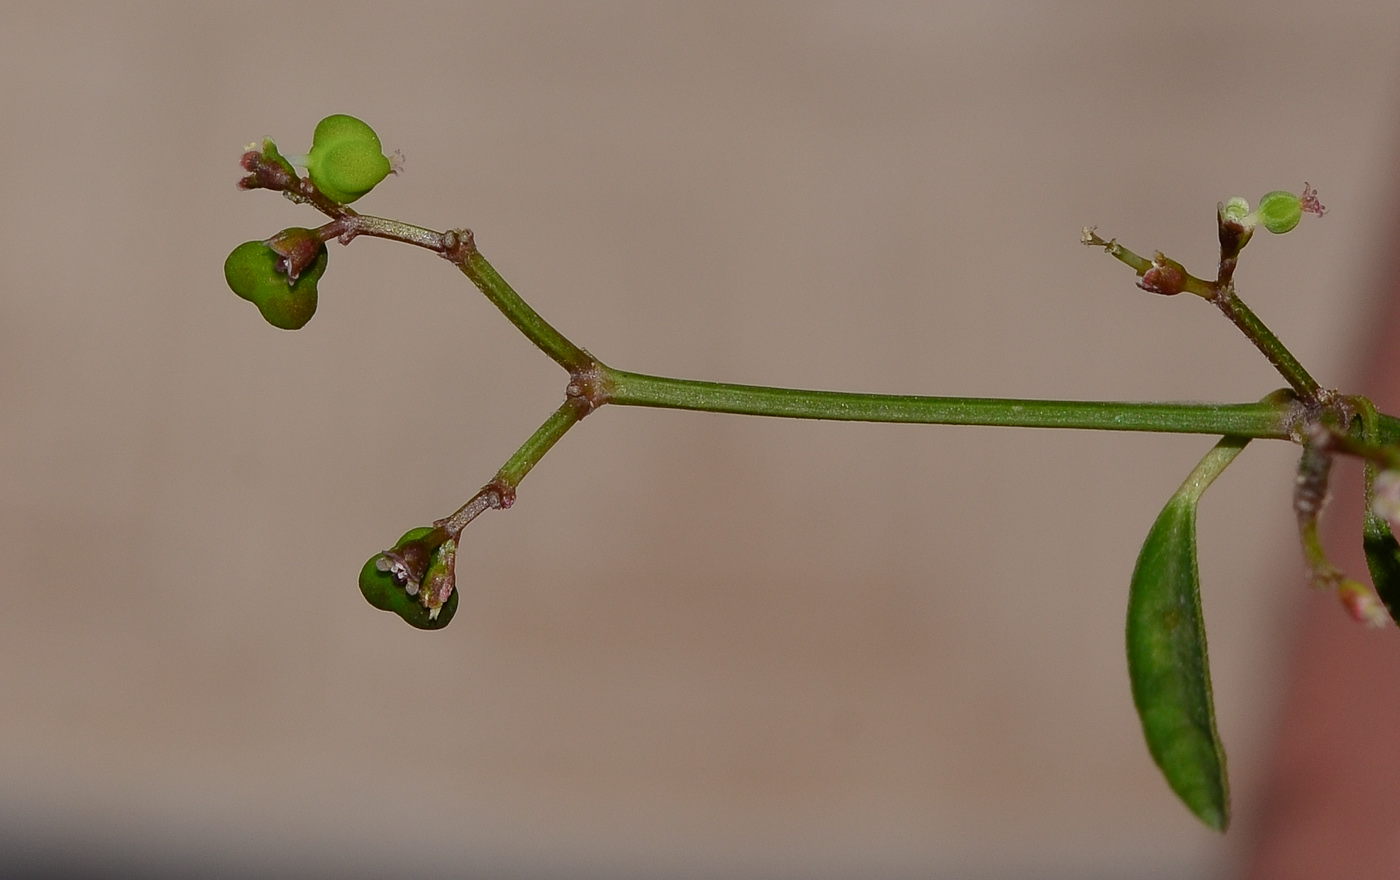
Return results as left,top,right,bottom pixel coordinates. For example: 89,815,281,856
1137,253,1187,296
265,226,326,282
236,138,298,192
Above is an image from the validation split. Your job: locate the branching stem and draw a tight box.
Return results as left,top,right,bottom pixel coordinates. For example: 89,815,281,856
277,169,1397,530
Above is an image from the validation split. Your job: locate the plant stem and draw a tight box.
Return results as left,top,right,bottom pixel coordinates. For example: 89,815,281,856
456,245,594,373
1211,288,1322,402
314,213,594,373
1087,220,1323,402
496,398,589,488
437,398,588,536
336,211,1339,443
603,369,1296,438
1083,228,1153,275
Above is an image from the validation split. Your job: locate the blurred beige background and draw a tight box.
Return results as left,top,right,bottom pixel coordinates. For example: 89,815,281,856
3,2,1399,877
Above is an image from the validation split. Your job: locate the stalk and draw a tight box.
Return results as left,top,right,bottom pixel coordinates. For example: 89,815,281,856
604,369,1296,438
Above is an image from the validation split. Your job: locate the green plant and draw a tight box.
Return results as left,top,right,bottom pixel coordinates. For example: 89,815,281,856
229,116,1400,832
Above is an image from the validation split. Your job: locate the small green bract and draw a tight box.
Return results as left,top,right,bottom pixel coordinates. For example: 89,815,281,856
306,114,391,204
223,236,327,330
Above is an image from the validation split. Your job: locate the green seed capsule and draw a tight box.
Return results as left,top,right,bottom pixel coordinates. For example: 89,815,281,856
1257,190,1303,234
305,114,391,205
223,234,328,330
358,527,459,630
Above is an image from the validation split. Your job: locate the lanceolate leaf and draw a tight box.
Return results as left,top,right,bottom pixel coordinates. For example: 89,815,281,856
1359,398,1400,624
1127,437,1248,832
1362,468,1400,624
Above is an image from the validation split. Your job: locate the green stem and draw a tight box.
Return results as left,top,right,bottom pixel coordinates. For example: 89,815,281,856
456,246,593,373
496,399,588,489
316,213,593,373
1086,223,1321,401
437,399,587,536
1083,227,1152,275
340,212,1336,442
1212,289,1322,401
604,368,1295,438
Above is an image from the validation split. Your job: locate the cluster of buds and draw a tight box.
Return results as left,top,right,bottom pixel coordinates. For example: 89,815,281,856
225,115,395,331
1221,184,1327,236
238,137,298,193
232,116,466,630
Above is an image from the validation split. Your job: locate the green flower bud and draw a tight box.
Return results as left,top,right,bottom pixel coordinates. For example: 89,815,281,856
1257,190,1303,234
358,527,460,630
305,114,391,204
223,233,328,330
1220,197,1251,226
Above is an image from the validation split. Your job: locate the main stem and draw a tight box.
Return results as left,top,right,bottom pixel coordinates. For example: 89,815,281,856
603,369,1296,437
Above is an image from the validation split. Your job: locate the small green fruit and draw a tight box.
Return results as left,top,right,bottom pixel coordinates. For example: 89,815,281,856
1257,190,1303,235
305,114,391,204
223,235,328,330
359,527,460,630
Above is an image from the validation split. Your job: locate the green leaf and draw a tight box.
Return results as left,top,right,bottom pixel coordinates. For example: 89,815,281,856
1363,470,1400,624
1127,437,1247,832
1355,399,1400,625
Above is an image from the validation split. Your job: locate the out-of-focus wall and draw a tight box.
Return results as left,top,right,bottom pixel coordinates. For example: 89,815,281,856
1,3,1397,877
